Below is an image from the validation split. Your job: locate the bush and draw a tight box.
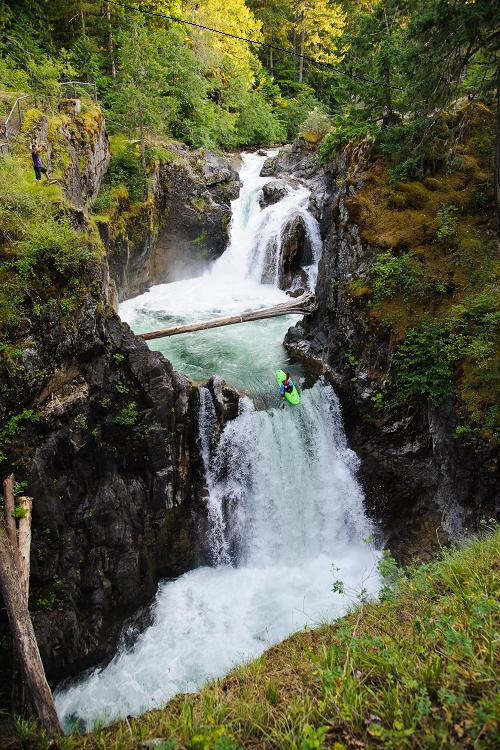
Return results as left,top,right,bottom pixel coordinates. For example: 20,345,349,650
435,204,459,245
394,321,457,406
279,85,323,141
91,185,115,214
298,107,331,144
113,401,138,426
319,120,378,163
371,250,424,300
108,145,146,202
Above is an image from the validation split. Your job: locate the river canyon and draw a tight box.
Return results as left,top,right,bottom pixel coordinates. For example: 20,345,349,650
54,151,381,729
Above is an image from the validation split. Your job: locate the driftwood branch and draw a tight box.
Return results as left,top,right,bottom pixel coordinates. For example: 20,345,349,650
139,292,317,341
17,497,32,603
0,476,60,733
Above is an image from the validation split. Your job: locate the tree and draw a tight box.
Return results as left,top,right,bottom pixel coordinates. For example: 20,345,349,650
293,0,345,83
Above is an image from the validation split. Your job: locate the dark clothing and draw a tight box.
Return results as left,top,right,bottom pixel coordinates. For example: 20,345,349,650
31,148,47,180
280,378,293,395
31,150,43,168
33,164,47,180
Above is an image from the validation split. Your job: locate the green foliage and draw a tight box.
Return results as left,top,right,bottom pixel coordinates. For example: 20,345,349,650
107,145,146,203
393,320,456,406
370,250,423,301
0,408,41,461
435,204,459,245
298,107,331,144
113,401,138,426
319,120,378,164
0,156,94,336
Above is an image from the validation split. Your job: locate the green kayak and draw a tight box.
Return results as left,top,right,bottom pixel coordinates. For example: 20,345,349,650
276,369,300,405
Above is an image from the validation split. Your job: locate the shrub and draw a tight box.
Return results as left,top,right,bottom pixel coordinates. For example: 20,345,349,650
319,121,378,163
435,204,459,244
394,321,459,405
108,145,146,202
371,250,423,301
298,107,331,144
113,401,138,426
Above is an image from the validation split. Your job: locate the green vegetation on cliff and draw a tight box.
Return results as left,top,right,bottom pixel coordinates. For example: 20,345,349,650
337,102,499,445
6,528,499,749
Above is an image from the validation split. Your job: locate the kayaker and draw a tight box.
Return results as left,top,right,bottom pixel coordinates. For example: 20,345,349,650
280,372,294,397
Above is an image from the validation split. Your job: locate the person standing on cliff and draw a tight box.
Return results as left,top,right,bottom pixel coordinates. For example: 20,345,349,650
31,142,50,183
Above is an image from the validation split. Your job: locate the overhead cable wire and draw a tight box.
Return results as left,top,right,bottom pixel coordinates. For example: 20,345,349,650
106,0,408,92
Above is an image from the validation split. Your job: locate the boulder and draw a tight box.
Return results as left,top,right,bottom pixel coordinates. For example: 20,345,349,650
259,179,289,208
278,214,313,290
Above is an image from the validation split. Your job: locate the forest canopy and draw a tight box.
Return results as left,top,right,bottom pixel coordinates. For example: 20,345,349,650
0,0,498,160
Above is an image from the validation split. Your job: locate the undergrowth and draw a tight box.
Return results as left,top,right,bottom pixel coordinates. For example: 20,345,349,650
7,529,499,749
340,102,498,443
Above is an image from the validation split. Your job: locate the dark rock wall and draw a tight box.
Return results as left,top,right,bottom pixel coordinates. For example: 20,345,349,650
0,269,207,684
1,122,231,697
107,145,240,302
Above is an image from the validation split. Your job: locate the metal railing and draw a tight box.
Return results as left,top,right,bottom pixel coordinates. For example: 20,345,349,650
59,81,97,102
0,81,97,152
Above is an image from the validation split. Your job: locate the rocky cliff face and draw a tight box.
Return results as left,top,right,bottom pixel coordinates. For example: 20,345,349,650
1,273,206,681
0,113,240,694
105,146,240,302
265,136,497,558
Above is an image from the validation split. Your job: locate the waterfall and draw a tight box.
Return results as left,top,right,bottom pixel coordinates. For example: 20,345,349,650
56,151,380,731
212,151,322,289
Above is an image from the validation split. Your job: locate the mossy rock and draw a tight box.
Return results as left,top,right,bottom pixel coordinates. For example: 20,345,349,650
300,129,324,145
423,177,443,192
348,282,371,299
395,181,430,209
388,191,409,210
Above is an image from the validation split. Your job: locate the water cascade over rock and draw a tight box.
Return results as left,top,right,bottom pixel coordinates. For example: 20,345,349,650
55,151,380,729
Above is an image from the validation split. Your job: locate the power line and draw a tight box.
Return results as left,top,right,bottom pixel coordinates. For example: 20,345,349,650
106,0,407,92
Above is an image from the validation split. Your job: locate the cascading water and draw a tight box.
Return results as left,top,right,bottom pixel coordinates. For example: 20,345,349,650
55,151,380,730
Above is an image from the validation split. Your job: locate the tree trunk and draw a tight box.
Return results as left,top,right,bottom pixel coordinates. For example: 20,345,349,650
138,102,148,201
495,86,500,237
80,2,86,37
17,497,32,603
269,46,273,75
0,523,60,733
106,3,116,78
140,293,317,341
299,28,305,83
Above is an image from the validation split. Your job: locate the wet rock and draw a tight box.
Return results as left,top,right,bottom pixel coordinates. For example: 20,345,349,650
0,269,207,686
107,146,240,302
278,215,313,290
206,375,240,426
282,136,497,556
259,179,289,208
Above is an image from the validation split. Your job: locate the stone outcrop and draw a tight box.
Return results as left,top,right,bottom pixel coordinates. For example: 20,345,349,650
106,145,240,302
259,179,289,208
278,215,313,290
29,104,109,209
0,269,206,682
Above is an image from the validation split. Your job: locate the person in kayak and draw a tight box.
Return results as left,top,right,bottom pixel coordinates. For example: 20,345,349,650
280,372,294,397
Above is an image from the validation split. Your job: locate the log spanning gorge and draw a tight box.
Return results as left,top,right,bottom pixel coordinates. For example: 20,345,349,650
55,151,381,730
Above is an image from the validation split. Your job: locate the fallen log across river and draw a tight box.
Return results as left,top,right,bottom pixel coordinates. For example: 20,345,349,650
139,291,317,341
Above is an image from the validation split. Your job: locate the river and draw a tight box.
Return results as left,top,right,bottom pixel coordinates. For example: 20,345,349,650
55,151,380,730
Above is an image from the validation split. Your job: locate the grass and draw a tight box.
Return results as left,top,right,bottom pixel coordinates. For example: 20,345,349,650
5,528,499,749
